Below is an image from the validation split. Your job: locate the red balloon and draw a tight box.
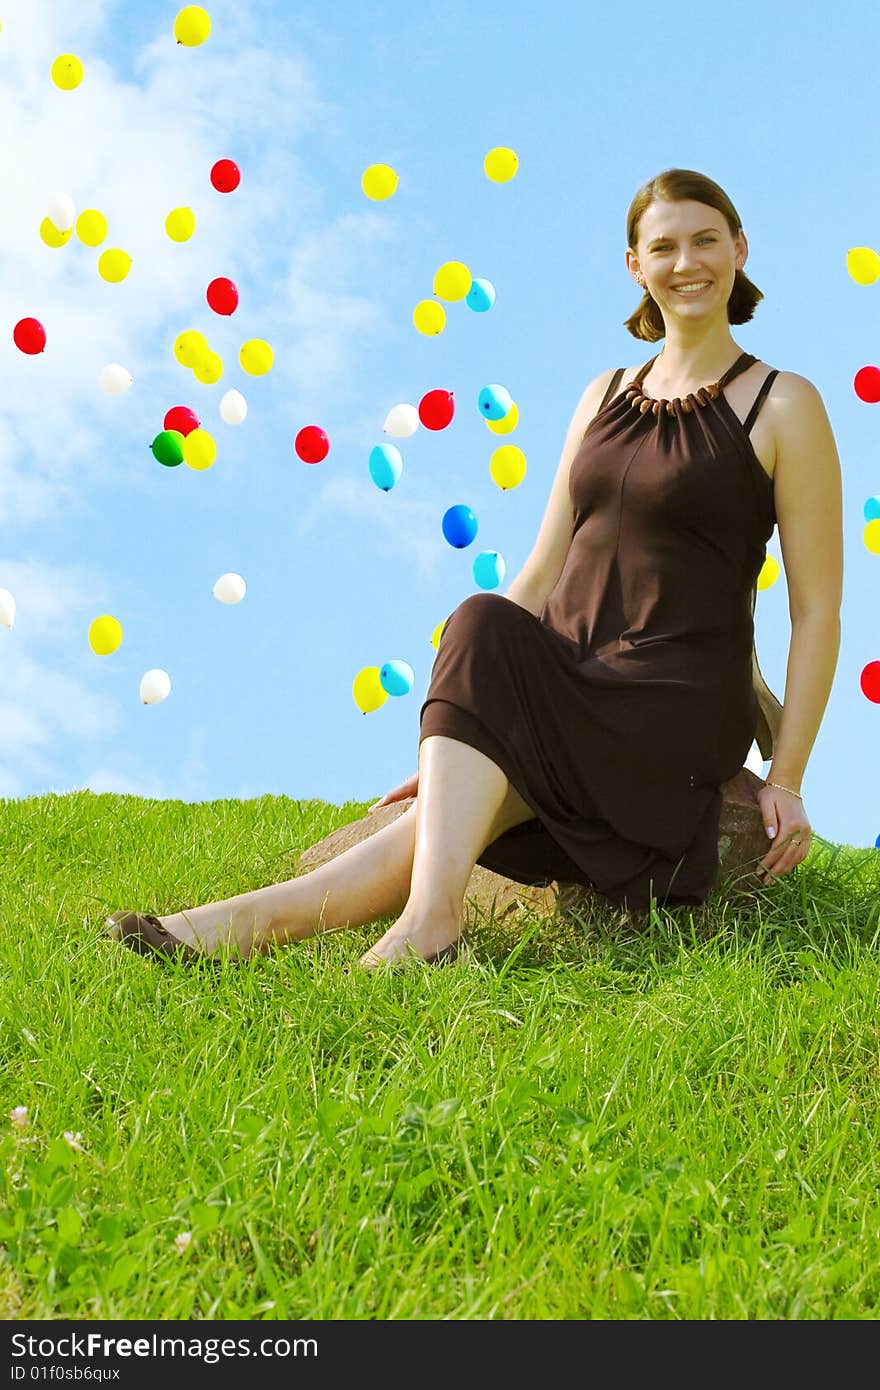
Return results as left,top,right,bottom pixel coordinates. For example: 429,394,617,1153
861,659,880,703
295,425,330,464
210,158,240,193
206,277,239,315
164,405,200,436
854,366,880,403
418,388,455,430
13,317,46,355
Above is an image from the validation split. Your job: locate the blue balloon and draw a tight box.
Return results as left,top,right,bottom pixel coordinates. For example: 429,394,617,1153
369,443,403,491
473,550,506,589
442,503,478,548
478,383,512,420
379,659,414,697
466,277,496,312
864,494,880,520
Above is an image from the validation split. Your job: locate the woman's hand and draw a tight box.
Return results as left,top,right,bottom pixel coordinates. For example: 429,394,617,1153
755,784,812,883
367,771,419,813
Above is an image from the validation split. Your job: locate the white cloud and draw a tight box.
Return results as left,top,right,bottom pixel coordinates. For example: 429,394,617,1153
0,556,104,638
0,644,119,740
294,473,446,581
0,0,396,523
276,213,400,406
0,418,75,523
0,556,122,794
0,0,401,797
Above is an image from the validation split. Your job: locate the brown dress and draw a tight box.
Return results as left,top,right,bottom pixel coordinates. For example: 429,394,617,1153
419,351,780,911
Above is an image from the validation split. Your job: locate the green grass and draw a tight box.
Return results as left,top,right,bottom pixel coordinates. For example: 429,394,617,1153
1,790,879,1320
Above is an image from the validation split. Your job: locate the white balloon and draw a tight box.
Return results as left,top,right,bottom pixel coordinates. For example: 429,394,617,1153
383,403,419,437
140,668,171,705
219,389,247,425
212,572,246,604
47,191,75,233
0,588,15,629
98,363,133,394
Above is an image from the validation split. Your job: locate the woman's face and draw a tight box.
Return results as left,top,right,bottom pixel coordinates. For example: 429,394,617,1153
628,199,747,319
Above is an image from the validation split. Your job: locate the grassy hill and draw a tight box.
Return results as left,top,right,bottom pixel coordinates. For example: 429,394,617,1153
1,791,878,1318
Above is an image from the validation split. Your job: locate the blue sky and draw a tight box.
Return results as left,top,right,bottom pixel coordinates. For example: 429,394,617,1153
1,0,878,857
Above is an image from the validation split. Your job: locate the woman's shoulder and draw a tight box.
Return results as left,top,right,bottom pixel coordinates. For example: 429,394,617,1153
760,369,839,483
762,367,826,410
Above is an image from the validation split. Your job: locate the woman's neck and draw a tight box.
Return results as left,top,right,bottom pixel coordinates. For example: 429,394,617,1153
646,342,745,390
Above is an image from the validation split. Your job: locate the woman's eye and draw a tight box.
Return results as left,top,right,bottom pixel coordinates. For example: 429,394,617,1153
653,237,714,251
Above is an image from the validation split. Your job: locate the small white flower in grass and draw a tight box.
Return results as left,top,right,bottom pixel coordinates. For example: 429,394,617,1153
63,1131,85,1152
175,1231,193,1254
10,1107,28,1128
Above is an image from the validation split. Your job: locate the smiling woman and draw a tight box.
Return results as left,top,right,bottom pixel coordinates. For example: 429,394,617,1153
107,166,843,970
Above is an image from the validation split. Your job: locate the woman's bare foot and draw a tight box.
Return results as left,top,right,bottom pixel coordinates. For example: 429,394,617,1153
358,908,463,971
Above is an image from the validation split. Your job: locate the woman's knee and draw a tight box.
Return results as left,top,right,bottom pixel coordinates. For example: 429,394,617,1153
447,591,512,638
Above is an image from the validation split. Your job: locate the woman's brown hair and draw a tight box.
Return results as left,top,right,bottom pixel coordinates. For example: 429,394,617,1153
623,168,764,341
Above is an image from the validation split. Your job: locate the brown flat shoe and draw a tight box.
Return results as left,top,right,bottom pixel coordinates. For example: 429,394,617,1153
106,911,214,965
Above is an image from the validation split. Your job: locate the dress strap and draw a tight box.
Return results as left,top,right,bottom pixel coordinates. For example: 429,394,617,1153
742,368,780,436
598,367,625,411
716,351,757,389
632,355,661,387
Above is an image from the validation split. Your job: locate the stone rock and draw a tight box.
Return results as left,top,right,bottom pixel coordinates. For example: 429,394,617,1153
296,765,772,924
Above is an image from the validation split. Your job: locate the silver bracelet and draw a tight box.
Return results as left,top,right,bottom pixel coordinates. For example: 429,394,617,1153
765,778,803,800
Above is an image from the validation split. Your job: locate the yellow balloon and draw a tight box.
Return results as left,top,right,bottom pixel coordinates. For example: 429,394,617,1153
352,666,388,714
490,444,527,490
173,330,209,367
182,428,217,470
486,400,519,435
40,217,72,248
864,518,880,554
88,614,123,655
413,299,446,335
76,209,107,247
484,146,518,183
98,248,132,283
846,247,880,285
757,554,781,590
165,206,196,242
430,618,448,652
361,164,398,201
51,54,83,90
174,5,211,45
193,351,223,384
239,339,274,375
433,261,472,301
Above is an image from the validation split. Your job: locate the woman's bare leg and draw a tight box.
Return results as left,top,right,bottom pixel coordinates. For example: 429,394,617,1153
155,804,419,956
359,736,534,970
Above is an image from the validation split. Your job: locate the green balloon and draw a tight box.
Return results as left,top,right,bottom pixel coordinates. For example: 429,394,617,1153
151,429,184,467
